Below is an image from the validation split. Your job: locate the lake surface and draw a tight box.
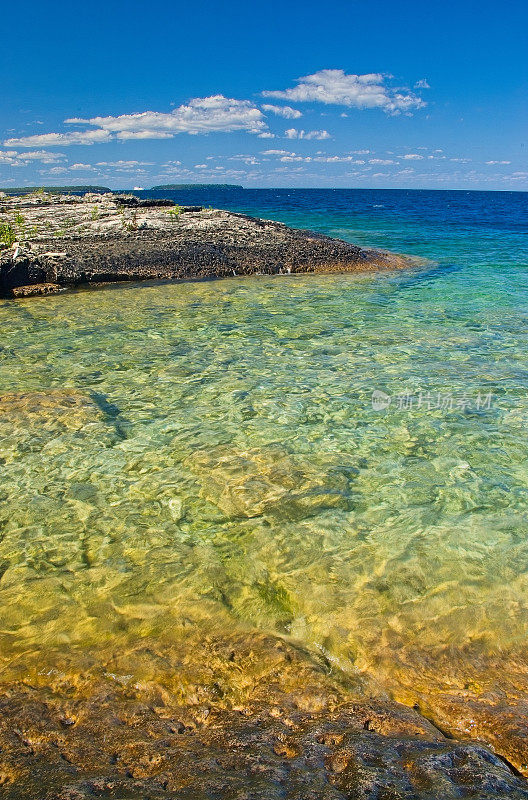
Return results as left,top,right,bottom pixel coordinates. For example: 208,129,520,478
1,188,528,708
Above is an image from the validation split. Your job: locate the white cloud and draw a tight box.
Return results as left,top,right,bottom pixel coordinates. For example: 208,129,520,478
229,154,260,164
285,128,331,140
95,160,153,168
261,103,302,119
485,160,511,165
264,69,426,114
0,150,25,166
414,79,430,89
22,150,66,163
5,96,267,147
257,131,275,138
0,149,67,166
369,158,397,165
272,153,366,165
5,130,112,147
70,96,266,137
261,149,292,155
313,155,364,163
69,163,97,171
114,131,175,140
402,153,424,160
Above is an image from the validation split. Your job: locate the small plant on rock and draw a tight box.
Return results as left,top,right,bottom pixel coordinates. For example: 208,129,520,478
12,211,27,240
167,205,183,220
0,223,17,248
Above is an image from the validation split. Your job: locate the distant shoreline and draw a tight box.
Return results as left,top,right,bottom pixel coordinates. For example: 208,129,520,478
1,185,527,195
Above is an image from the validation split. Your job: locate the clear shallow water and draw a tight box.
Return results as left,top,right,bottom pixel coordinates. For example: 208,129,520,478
1,189,528,693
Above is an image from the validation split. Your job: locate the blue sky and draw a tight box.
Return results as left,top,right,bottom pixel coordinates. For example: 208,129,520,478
1,0,526,190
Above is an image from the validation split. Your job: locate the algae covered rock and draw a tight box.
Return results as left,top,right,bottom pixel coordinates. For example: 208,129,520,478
1,630,527,799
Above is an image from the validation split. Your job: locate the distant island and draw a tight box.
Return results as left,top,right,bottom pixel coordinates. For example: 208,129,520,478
150,183,243,191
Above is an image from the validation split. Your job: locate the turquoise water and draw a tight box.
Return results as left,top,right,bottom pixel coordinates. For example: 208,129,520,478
1,189,528,698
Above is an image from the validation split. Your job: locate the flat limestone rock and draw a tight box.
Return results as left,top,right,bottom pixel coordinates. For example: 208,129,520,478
1,631,527,799
11,282,63,297
0,192,414,297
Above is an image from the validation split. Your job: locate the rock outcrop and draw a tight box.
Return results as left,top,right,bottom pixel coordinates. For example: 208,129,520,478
0,192,411,298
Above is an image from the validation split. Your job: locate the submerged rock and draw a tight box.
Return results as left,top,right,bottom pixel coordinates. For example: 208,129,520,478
0,390,102,428
187,444,356,520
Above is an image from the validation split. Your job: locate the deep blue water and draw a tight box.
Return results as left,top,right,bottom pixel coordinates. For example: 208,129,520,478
138,188,528,269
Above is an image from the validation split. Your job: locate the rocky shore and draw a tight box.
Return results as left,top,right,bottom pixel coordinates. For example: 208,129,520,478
0,192,411,298
2,630,528,799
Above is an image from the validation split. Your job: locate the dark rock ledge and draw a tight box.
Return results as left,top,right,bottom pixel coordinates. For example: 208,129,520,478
0,192,412,298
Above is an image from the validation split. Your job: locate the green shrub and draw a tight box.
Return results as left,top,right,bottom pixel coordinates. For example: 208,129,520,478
0,223,17,247
167,205,183,220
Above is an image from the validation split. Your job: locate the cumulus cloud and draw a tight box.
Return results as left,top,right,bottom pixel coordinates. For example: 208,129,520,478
261,103,302,119
5,130,112,147
5,96,267,147
402,153,424,160
69,163,97,171
313,155,365,163
369,158,397,165
70,96,266,136
95,160,153,168
486,160,511,165
272,153,366,164
264,69,426,114
285,128,331,140
22,150,66,163
0,149,67,165
113,131,175,140
229,154,260,164
0,150,25,166
414,79,430,89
